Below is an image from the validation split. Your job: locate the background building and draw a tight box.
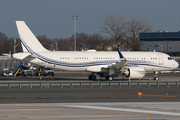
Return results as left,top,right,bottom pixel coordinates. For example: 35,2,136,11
139,31,180,56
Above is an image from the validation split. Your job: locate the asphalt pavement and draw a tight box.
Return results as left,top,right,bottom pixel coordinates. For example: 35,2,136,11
0,72,180,120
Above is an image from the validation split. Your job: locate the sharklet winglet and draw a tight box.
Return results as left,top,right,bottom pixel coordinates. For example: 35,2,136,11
117,48,124,59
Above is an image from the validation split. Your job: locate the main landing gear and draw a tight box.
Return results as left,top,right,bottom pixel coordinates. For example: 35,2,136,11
88,75,96,81
88,74,113,81
154,71,159,80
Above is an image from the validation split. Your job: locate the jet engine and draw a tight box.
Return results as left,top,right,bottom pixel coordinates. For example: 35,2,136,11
121,67,145,79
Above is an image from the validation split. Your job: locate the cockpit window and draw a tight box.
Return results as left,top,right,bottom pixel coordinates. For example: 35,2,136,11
168,57,173,60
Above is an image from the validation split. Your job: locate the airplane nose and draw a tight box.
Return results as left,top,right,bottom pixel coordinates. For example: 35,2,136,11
173,61,179,69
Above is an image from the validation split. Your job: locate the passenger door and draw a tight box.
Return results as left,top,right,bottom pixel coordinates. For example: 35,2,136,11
157,54,164,65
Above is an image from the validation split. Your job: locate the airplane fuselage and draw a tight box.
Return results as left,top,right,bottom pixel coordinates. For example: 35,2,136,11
13,50,178,73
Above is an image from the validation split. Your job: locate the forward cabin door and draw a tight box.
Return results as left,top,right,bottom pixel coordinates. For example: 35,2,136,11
157,54,164,65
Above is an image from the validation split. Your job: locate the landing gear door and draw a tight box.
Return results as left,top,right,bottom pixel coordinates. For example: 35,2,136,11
157,54,164,65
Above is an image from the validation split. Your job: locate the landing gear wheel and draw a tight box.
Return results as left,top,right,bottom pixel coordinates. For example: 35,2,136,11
106,76,113,81
154,76,159,81
88,75,96,81
154,71,159,81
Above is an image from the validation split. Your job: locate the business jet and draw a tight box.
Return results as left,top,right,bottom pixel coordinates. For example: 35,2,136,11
13,21,179,81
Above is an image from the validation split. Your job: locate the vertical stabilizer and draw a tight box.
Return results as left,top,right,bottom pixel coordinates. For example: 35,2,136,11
16,21,47,53
21,42,27,52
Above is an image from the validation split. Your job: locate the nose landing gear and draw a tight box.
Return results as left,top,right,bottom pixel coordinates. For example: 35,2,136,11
154,71,159,80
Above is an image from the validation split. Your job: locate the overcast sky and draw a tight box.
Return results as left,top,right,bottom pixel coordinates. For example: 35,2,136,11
0,0,180,39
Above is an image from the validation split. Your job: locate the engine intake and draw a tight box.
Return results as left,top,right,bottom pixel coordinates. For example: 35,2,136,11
122,67,145,79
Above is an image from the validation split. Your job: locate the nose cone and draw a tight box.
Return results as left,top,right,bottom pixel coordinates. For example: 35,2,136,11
173,61,179,69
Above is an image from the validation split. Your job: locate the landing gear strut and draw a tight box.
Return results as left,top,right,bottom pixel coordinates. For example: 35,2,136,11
154,71,159,80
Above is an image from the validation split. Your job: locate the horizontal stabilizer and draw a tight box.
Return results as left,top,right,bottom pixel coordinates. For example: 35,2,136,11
22,54,37,62
2,53,12,57
13,52,36,62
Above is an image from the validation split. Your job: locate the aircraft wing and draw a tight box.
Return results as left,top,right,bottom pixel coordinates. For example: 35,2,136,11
108,59,127,69
109,48,127,69
102,49,128,76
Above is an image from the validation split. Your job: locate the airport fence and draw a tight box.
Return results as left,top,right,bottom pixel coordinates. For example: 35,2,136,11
0,82,179,89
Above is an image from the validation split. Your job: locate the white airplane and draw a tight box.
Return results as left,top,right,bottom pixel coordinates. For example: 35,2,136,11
13,21,179,80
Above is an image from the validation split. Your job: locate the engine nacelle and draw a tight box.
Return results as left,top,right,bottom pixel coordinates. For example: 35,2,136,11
122,67,145,79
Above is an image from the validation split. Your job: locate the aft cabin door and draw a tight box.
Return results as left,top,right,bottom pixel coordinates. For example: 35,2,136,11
157,54,164,65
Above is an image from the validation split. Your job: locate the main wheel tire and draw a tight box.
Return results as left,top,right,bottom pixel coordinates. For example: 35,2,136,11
91,75,96,80
109,77,113,81
106,76,113,81
106,76,110,81
88,75,92,80
88,75,96,80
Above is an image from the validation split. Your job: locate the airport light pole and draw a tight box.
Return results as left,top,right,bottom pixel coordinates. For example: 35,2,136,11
14,39,16,53
72,14,78,51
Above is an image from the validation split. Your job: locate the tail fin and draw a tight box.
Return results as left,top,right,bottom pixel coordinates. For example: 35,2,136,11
16,21,47,53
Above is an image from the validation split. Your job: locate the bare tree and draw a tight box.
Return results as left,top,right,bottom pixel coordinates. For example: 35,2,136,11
101,15,126,44
126,17,152,50
101,15,153,51
0,32,8,55
37,35,52,50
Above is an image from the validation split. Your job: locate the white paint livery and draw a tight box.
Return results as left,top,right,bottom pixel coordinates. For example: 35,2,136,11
13,21,179,80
